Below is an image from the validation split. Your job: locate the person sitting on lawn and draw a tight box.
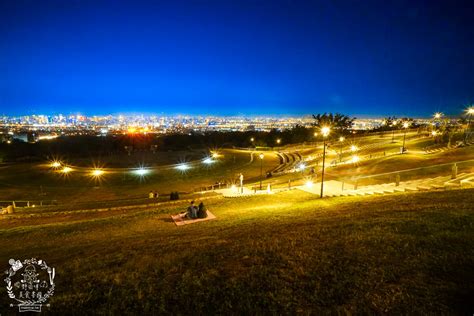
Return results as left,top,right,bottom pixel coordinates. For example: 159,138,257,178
186,201,197,219
197,202,207,218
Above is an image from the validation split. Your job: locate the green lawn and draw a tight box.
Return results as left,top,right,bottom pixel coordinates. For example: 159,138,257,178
0,189,473,314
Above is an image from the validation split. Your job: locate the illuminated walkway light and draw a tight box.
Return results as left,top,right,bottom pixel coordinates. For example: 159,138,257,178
176,163,190,171
61,166,72,173
51,161,61,168
133,168,149,176
91,169,104,177
297,163,306,171
351,155,360,163
203,157,214,164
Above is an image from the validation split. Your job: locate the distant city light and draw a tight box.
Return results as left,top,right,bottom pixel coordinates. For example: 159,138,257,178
431,131,438,136
467,107,474,115
434,112,443,119
403,122,410,128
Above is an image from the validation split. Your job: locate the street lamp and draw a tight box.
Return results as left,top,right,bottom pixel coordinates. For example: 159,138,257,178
339,136,344,162
402,121,409,153
320,126,330,198
259,153,264,190
434,112,443,119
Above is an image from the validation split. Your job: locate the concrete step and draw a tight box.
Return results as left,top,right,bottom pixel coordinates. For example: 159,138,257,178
416,185,432,191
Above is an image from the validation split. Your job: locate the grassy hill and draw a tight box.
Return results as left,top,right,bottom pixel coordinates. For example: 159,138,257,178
0,189,473,314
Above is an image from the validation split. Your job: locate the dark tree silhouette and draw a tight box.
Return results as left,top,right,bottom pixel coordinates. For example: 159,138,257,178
312,113,355,134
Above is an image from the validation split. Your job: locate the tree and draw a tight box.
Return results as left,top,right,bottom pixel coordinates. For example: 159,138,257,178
312,113,355,134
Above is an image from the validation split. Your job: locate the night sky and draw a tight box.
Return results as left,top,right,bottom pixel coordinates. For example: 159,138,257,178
1,0,473,117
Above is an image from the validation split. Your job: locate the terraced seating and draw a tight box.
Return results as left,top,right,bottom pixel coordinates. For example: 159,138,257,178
333,173,473,197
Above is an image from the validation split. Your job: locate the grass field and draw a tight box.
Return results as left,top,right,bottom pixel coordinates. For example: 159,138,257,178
0,189,473,314
0,149,280,202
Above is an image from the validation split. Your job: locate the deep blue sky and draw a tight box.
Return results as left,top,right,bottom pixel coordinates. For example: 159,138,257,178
1,0,473,117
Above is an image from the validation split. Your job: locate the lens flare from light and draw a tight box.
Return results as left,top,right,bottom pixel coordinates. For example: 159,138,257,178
91,169,104,177
51,161,61,168
176,163,190,171
61,167,72,173
203,157,214,164
351,155,360,163
134,168,149,176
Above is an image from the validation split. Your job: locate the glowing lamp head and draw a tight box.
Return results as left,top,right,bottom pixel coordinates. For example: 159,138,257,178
61,166,72,173
250,137,254,142
276,139,281,144
339,136,344,142
350,145,358,152
203,157,214,164
211,152,219,158
51,161,61,168
321,126,330,137
434,112,442,119
176,163,190,171
305,180,313,188
351,155,360,163
91,169,104,177
314,132,318,137
431,131,437,136
134,168,149,176
403,122,409,128
259,153,264,160
467,107,474,115
297,163,306,171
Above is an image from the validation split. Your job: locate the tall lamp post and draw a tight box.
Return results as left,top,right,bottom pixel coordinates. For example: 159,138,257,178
465,107,474,144
391,121,397,143
259,153,264,190
402,122,409,153
339,136,344,162
320,126,330,198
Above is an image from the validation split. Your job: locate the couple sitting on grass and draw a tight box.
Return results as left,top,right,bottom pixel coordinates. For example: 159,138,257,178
182,200,207,219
